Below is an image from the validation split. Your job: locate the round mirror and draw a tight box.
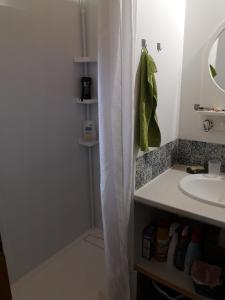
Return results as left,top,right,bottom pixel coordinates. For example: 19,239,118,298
209,29,225,92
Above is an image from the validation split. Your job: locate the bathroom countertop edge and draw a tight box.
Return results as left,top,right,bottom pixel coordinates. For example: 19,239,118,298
134,167,225,228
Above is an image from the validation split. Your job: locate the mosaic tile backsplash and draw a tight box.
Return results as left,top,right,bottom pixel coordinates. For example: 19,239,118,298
135,140,178,190
177,139,225,171
135,139,225,190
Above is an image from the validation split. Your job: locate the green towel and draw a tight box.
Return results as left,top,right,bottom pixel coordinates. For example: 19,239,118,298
137,49,161,151
210,64,217,78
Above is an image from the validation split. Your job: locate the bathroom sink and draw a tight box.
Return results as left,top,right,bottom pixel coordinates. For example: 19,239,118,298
179,174,225,208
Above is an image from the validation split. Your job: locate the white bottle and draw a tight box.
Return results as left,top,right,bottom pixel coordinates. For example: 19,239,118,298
167,223,179,267
83,121,97,141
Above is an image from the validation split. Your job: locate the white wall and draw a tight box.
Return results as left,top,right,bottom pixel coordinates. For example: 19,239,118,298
179,0,225,143
135,0,186,151
0,0,99,282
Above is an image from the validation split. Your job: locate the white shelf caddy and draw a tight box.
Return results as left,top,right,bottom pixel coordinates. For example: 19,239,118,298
79,138,98,147
196,110,225,117
75,1,98,228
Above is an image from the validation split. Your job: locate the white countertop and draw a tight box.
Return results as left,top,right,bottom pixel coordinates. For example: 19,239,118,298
134,167,225,228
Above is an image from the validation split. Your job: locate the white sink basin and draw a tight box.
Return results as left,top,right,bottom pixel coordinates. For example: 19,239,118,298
179,174,225,208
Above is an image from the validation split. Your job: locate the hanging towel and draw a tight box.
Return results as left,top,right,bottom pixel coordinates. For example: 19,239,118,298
137,48,161,151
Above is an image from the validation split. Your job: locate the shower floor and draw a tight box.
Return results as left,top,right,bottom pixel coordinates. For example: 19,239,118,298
11,229,107,300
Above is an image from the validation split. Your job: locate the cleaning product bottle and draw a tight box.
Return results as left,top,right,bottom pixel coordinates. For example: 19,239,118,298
155,220,170,262
167,223,179,267
184,230,202,274
175,225,190,271
83,121,97,141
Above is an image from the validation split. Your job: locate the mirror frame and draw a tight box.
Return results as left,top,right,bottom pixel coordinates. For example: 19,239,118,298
206,21,225,94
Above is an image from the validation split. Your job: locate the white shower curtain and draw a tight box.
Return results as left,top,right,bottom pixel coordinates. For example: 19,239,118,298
98,0,137,299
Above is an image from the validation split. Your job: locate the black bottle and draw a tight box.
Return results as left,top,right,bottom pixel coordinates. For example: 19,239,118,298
81,77,92,100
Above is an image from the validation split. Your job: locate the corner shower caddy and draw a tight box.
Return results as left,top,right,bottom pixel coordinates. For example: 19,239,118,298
74,58,98,147
74,1,98,228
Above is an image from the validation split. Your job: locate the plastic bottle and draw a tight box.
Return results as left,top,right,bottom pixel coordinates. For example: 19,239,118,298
184,231,202,274
81,77,92,100
83,121,97,141
175,225,190,271
167,223,179,267
167,233,178,267
218,228,225,248
142,225,156,260
155,220,170,262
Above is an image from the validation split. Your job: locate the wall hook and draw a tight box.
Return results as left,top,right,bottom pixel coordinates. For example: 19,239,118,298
141,39,147,49
157,43,162,52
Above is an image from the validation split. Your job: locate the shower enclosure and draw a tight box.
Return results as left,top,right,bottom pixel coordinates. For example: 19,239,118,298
0,0,103,299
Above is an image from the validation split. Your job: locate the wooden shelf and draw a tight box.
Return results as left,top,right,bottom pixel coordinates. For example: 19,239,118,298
135,258,202,300
78,138,98,147
196,110,225,117
76,98,98,105
74,57,97,63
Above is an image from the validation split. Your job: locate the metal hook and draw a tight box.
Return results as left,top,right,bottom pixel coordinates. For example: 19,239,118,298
142,39,147,49
157,43,162,52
